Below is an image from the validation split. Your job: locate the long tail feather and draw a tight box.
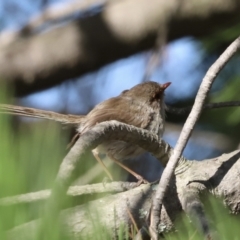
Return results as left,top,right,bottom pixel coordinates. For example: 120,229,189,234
0,104,83,124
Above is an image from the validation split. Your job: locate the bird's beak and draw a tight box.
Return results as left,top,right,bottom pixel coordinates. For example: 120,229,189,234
162,82,171,90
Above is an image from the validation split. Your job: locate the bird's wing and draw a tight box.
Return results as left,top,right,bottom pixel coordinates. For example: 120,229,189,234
79,96,153,134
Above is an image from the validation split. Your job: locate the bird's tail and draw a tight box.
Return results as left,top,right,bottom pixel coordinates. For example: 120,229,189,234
0,104,83,124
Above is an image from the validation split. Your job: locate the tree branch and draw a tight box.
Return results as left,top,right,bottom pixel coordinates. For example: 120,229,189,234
1,116,239,238
0,181,138,206
150,36,240,240
38,120,180,238
6,149,240,238
166,101,240,115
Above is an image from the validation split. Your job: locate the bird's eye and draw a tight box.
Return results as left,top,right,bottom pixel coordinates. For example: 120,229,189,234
154,92,161,99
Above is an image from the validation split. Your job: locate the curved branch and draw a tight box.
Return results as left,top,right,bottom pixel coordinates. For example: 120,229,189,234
150,36,240,239
38,120,179,238
6,149,240,238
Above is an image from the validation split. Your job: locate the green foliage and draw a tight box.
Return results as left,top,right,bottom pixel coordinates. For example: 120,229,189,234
0,88,113,239
165,195,240,240
0,92,67,235
202,23,240,52
210,76,240,127
201,75,240,139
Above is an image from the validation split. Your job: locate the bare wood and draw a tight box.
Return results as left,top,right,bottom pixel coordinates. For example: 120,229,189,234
150,36,240,240
6,150,240,238
1,118,239,237
0,181,138,206
38,120,183,238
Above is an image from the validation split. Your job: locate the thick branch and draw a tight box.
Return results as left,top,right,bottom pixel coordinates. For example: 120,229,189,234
7,150,240,239
53,120,176,188
0,0,239,96
38,120,180,238
150,36,240,239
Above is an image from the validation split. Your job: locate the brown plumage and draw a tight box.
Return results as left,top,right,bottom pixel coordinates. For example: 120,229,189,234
79,81,171,162
0,81,171,182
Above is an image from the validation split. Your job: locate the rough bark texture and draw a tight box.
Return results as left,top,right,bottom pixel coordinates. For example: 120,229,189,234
0,0,240,96
149,35,240,239
7,150,240,239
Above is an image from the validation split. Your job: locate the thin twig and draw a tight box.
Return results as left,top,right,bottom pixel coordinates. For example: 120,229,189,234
38,120,175,237
150,36,240,240
0,181,138,206
166,101,240,115
126,207,139,233
73,161,113,185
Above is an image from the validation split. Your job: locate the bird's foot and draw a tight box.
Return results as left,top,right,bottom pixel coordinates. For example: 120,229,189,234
135,175,149,186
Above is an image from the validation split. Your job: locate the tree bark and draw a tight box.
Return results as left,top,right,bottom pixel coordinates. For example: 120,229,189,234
7,150,240,239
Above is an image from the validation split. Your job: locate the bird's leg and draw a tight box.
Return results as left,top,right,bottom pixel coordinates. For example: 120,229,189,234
108,154,149,185
92,149,114,181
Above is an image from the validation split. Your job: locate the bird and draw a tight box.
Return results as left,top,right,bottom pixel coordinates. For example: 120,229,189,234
0,81,171,183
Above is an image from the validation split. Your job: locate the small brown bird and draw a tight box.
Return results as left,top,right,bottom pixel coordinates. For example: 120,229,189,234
0,81,171,182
